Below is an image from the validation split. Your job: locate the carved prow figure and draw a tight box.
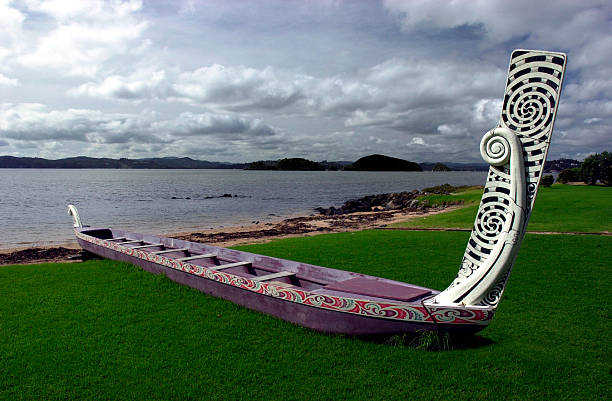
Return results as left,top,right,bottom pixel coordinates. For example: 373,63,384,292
426,49,566,308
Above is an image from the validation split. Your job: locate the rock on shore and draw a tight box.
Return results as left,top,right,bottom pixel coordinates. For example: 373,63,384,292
314,190,426,215
0,247,80,265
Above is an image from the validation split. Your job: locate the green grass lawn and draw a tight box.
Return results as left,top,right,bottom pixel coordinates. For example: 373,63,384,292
392,184,612,232
2,230,610,400
416,186,484,208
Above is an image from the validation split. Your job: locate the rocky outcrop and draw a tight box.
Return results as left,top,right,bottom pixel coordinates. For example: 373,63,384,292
315,190,426,215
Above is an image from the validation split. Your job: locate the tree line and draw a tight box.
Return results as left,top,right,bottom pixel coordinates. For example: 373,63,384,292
543,151,611,186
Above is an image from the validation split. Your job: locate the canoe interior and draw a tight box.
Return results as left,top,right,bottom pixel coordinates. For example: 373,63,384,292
80,227,438,304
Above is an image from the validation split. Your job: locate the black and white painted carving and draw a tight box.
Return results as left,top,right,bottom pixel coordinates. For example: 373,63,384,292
427,50,567,307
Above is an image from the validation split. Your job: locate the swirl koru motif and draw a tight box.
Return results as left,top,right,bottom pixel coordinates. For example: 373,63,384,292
428,307,494,324
501,50,566,212
502,51,565,142
481,130,511,166
479,270,510,307
463,172,513,270
477,206,507,237
527,183,537,202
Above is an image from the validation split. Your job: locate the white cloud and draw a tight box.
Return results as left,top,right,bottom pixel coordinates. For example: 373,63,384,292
472,99,502,126
0,73,18,86
410,137,425,145
73,56,506,131
383,0,610,47
70,68,171,100
73,63,307,111
154,112,278,139
173,64,304,111
18,0,148,76
23,0,143,21
0,0,25,60
0,103,281,148
314,58,505,123
0,103,147,142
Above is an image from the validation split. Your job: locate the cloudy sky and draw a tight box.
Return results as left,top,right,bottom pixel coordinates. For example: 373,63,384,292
0,0,610,163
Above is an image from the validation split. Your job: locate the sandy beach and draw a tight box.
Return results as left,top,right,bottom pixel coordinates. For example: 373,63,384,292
0,205,459,265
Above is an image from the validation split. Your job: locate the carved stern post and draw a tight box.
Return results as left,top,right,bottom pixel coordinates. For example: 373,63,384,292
68,204,82,228
426,50,567,309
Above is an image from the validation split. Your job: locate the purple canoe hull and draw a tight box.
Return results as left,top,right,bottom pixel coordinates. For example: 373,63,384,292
76,227,494,336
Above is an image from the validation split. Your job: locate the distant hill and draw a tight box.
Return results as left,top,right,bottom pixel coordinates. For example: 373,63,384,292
247,158,325,171
544,158,581,172
345,154,422,171
245,160,278,170
0,156,247,169
277,158,325,171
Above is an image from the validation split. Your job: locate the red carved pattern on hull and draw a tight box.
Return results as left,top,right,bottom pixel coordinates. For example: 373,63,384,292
78,231,494,325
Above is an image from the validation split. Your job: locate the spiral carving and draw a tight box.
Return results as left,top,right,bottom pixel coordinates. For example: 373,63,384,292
479,271,509,307
480,284,502,306
428,50,566,308
476,208,507,237
501,52,565,144
505,89,551,135
480,130,510,166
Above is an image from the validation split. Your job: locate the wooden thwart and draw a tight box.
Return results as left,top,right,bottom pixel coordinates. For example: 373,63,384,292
132,243,163,249
176,253,217,262
209,261,251,271
253,271,296,282
150,248,189,255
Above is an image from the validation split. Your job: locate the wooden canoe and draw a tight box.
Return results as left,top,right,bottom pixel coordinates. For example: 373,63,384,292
71,225,493,336
69,49,567,336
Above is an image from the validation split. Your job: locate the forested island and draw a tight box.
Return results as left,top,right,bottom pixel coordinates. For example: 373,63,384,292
344,154,422,171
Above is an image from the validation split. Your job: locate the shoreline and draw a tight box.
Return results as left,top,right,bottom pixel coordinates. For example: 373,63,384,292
0,206,458,265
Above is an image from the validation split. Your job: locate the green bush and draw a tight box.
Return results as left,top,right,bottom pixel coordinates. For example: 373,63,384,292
580,151,611,185
421,183,475,194
432,162,451,171
541,174,554,187
557,168,580,183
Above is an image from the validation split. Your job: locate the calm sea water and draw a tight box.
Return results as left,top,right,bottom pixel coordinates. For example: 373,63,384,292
0,169,487,248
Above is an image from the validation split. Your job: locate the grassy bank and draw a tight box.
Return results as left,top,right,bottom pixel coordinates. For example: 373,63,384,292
392,184,612,232
2,230,610,400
